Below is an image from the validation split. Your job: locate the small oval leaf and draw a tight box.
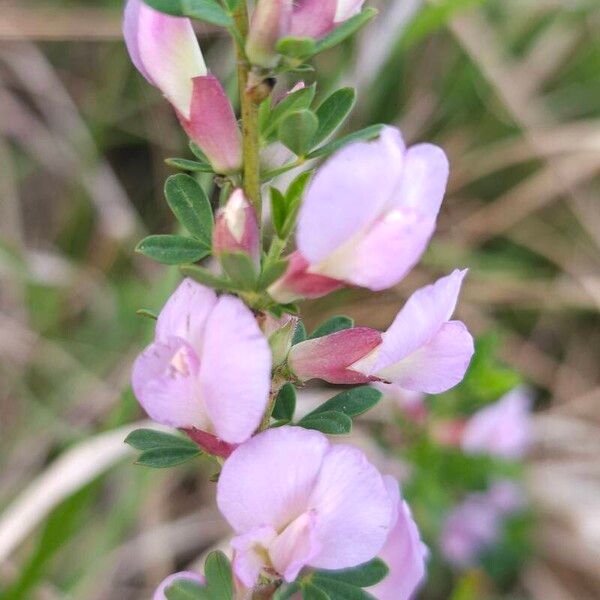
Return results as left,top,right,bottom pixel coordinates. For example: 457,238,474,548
298,410,352,435
136,235,209,265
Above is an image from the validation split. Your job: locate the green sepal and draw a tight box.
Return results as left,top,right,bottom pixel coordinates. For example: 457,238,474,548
220,252,257,290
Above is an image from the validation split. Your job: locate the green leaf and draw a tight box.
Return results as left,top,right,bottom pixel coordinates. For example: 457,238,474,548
302,583,330,600
263,83,316,140
276,36,317,60
220,252,257,290
222,0,239,10
165,579,209,600
304,387,382,420
308,579,376,600
281,170,312,238
136,308,158,320
204,551,234,600
166,158,214,173
298,410,352,435
272,383,297,422
142,0,233,26
274,582,302,600
314,8,378,54
292,321,307,345
180,265,239,292
279,110,319,156
258,259,289,289
125,428,199,451
165,174,213,245
270,186,287,238
313,88,356,146
308,124,384,159
135,446,201,468
310,315,354,338
313,558,389,588
136,235,209,265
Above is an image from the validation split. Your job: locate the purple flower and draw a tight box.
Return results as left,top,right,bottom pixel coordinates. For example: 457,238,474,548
289,270,474,394
216,426,399,587
123,0,241,173
131,279,272,448
269,127,448,302
154,571,204,600
461,388,533,459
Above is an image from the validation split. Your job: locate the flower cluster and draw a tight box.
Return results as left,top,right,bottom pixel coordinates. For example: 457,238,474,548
122,1,479,598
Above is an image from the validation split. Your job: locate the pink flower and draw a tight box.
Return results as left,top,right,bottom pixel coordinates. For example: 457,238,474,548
131,279,272,448
288,270,474,394
269,127,449,302
154,572,204,600
368,495,428,600
213,189,260,266
216,426,399,587
246,0,366,67
461,388,532,459
123,0,242,173
440,481,525,568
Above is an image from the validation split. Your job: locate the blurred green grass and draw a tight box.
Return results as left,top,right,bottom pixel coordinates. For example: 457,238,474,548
0,0,599,598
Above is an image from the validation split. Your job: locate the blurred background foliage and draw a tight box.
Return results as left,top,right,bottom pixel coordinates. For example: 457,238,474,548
0,0,599,598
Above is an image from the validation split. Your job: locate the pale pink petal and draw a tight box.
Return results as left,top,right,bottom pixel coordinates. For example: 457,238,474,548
297,127,405,264
123,0,153,83
290,0,337,38
373,321,474,394
335,0,366,22
373,269,468,372
132,338,210,429
154,571,204,600
461,388,532,459
155,278,217,352
246,0,292,68
369,500,428,600
391,143,449,218
217,427,329,532
289,327,382,384
199,295,271,443
308,445,394,569
181,76,242,174
130,1,206,117
320,209,435,290
270,511,321,582
268,252,344,304
231,526,278,588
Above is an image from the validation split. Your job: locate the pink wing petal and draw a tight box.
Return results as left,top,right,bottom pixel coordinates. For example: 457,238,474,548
392,143,449,218
199,295,271,444
133,2,206,117
123,0,153,83
290,0,338,38
375,321,474,394
297,127,405,265
217,427,329,532
155,278,217,352
131,338,209,429
374,269,468,372
308,445,394,570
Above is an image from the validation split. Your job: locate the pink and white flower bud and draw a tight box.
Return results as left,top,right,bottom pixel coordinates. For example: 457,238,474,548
217,426,401,587
213,189,260,266
131,279,272,451
246,0,292,68
288,271,474,394
270,127,449,301
461,388,532,459
154,572,204,600
123,0,241,173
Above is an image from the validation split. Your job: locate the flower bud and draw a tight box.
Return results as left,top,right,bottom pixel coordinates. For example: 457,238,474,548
213,189,260,266
246,0,292,68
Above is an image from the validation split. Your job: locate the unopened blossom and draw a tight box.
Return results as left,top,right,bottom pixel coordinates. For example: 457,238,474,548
154,572,204,600
289,270,474,394
440,481,525,568
132,279,271,450
269,127,449,303
461,388,532,459
368,493,428,600
213,189,260,266
123,0,241,173
246,0,366,67
216,426,399,587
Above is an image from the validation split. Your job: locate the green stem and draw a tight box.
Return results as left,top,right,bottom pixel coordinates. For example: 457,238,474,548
233,3,262,225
